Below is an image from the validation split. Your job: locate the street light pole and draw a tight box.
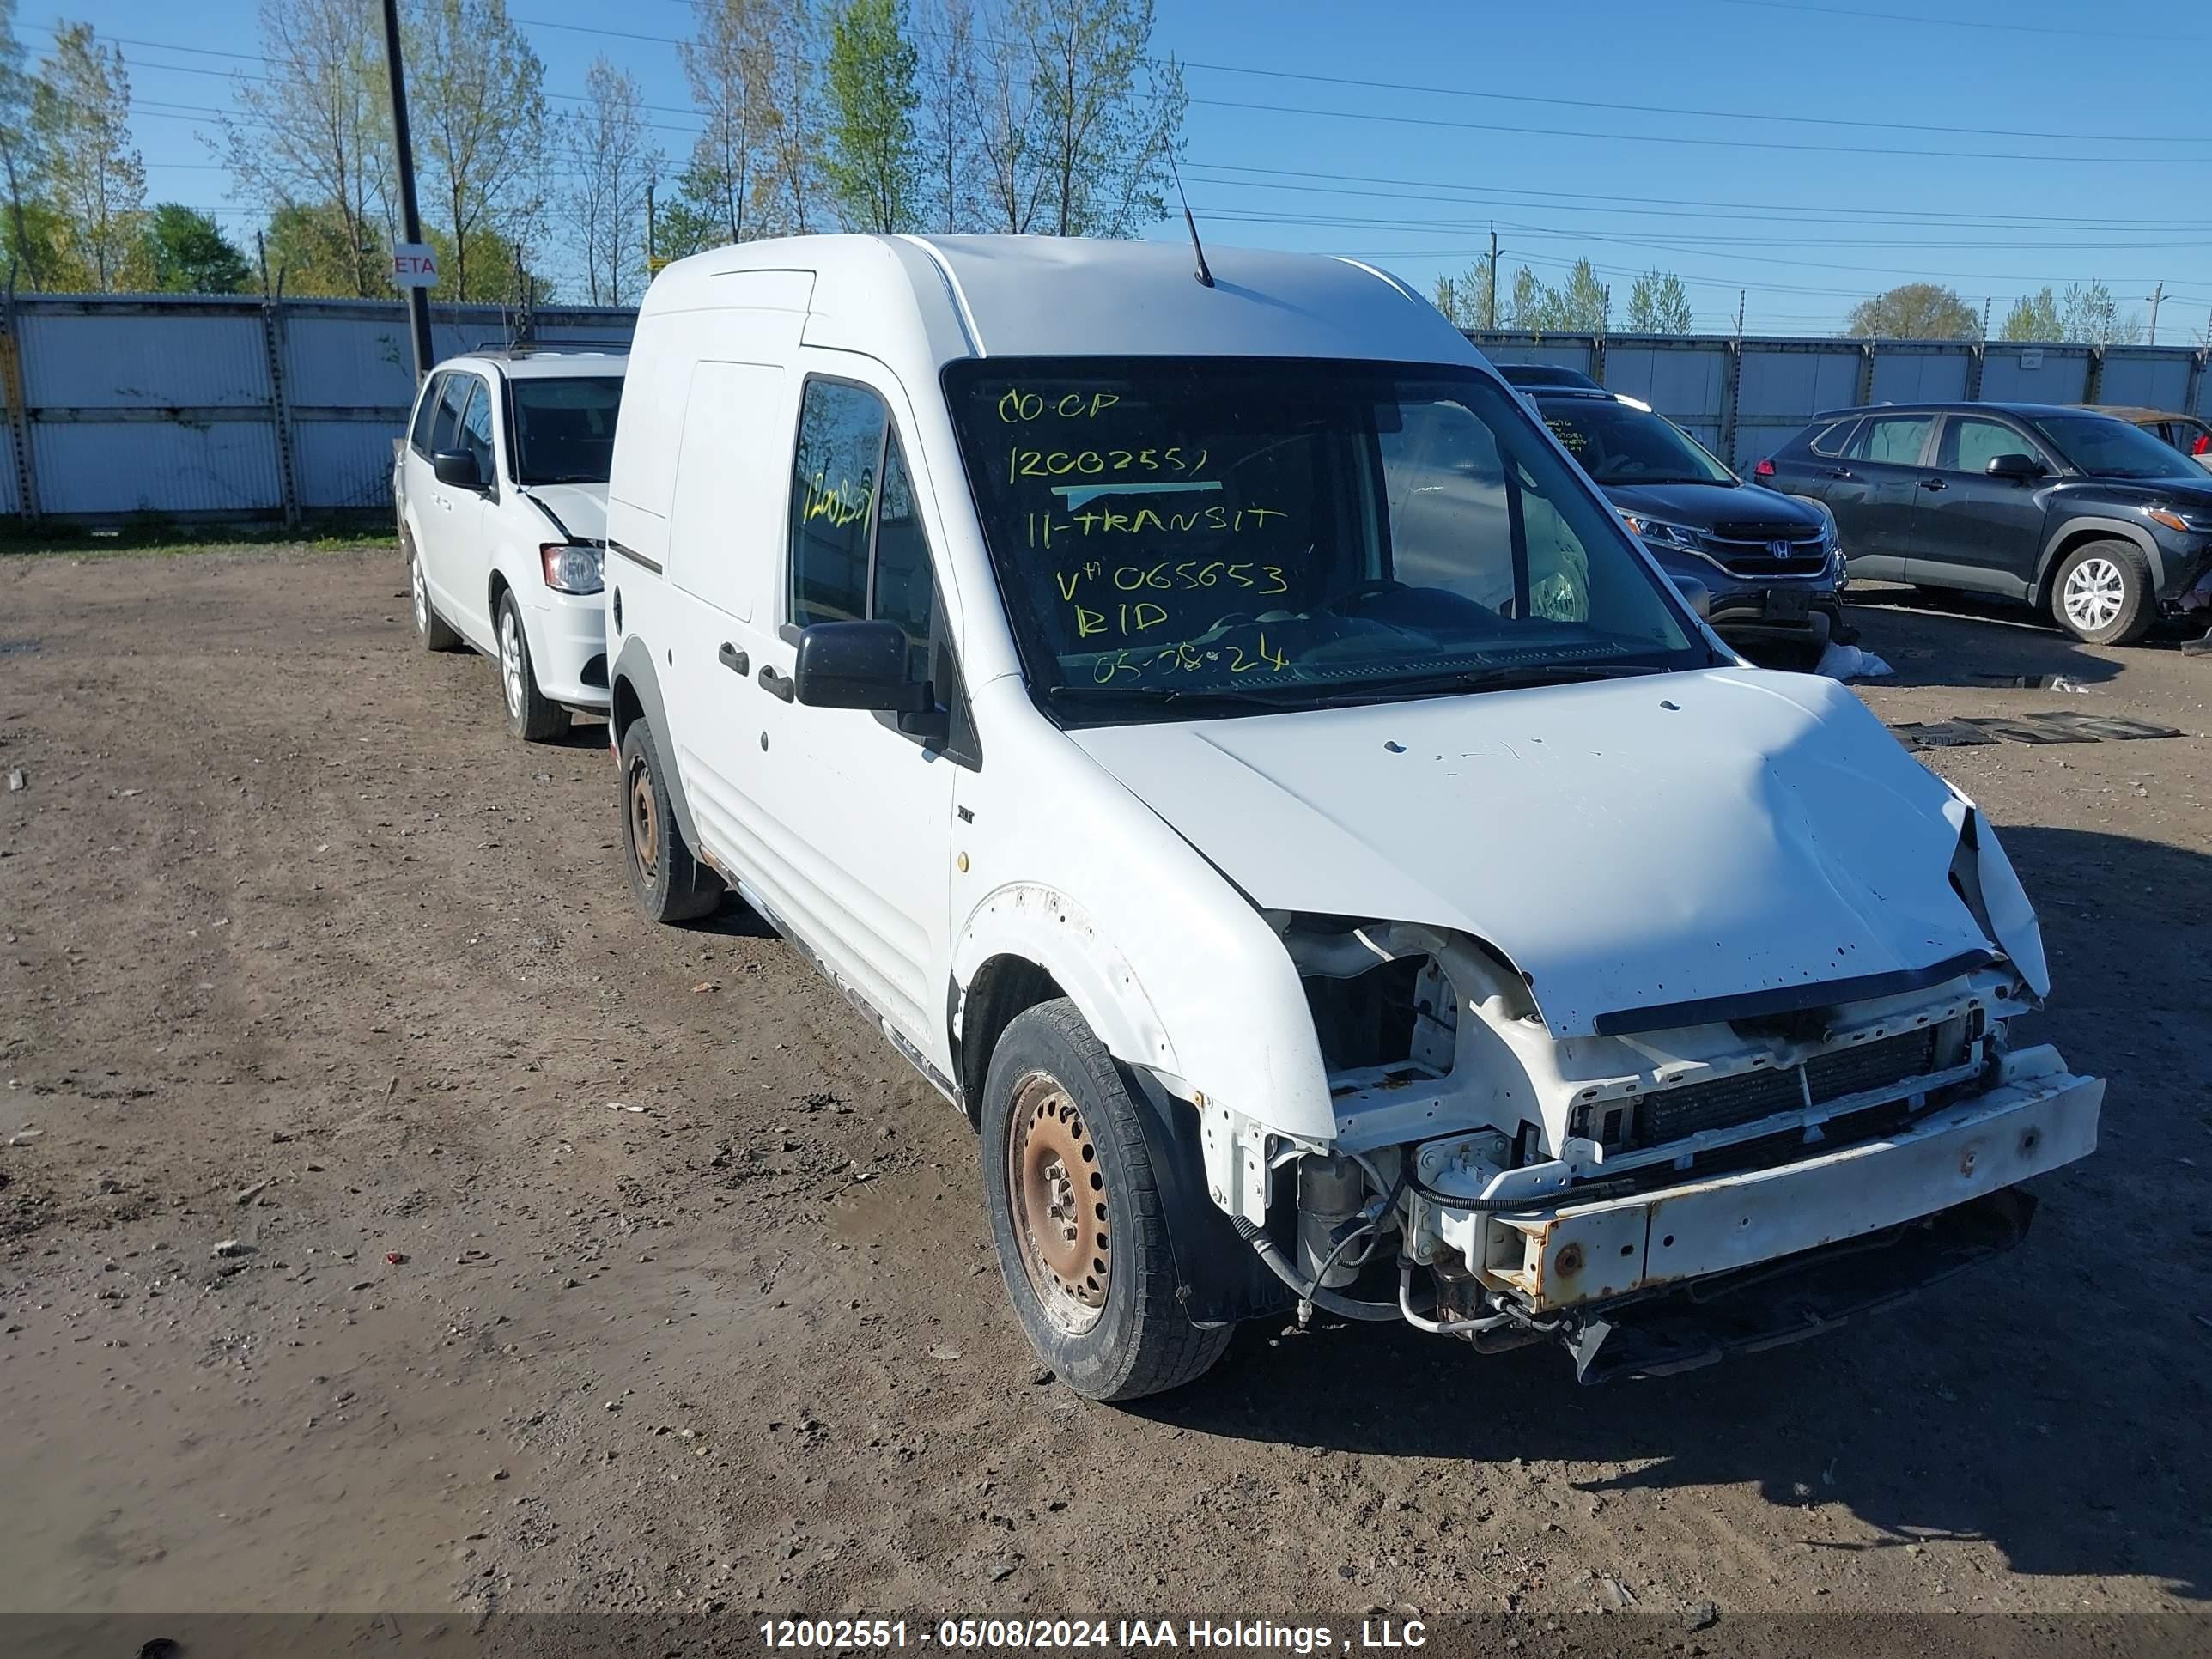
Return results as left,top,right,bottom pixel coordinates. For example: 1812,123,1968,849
380,0,434,384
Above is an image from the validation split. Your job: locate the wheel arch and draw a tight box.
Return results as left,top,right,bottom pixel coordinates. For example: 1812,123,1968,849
2033,517,2163,608
950,884,1183,1126
609,636,707,856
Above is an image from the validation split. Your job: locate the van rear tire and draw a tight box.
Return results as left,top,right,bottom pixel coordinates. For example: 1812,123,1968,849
617,719,722,923
980,999,1233,1402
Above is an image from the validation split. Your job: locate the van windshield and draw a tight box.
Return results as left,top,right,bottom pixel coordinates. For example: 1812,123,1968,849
510,376,623,484
942,357,1711,721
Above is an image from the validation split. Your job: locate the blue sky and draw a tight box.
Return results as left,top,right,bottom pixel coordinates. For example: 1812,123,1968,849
70,0,2212,336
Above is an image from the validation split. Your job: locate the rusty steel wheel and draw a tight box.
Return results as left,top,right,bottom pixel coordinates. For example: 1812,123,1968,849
1006,1072,1110,1335
627,753,661,884
616,718,720,924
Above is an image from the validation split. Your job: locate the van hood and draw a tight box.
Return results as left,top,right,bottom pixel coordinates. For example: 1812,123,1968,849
520,483,608,543
1066,669,2045,1037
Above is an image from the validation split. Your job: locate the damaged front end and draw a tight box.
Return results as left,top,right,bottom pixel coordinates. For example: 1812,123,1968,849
1206,835,2102,1379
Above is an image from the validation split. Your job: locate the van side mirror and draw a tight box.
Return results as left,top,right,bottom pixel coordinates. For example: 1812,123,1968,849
1985,453,2045,482
1670,574,1713,619
432,449,484,490
793,620,933,715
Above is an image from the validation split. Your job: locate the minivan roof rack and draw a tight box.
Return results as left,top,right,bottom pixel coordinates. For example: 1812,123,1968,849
468,337,626,354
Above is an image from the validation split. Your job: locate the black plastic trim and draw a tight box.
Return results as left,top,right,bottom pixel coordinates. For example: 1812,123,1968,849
1588,948,1994,1037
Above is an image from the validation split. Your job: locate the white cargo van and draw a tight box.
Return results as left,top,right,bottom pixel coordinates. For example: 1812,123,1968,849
603,235,2101,1401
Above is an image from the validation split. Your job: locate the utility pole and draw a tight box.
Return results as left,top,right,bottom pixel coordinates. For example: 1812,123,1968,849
2145,282,2165,345
1982,295,1992,338
379,0,434,385
1485,222,1498,331
1735,289,1746,340
647,181,658,277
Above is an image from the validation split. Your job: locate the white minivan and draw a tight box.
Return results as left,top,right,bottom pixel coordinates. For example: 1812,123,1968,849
603,235,2102,1401
396,347,625,740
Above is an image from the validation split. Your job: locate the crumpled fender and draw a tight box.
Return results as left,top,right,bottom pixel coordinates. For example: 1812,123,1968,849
951,882,1184,1085
1942,793,2051,1000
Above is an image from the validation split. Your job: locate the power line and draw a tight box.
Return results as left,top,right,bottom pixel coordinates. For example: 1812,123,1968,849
1703,0,2209,46
1187,96,2212,167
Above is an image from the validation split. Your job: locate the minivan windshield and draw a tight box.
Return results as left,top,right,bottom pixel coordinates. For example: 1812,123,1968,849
944,359,1710,722
509,376,623,484
2029,412,2202,481
1536,395,1736,487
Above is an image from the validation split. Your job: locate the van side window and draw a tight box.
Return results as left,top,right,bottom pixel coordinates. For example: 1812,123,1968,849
872,432,935,680
789,380,883,628
410,374,447,455
786,380,940,679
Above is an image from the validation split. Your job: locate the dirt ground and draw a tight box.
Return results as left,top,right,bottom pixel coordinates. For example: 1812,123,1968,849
2,547,2209,1626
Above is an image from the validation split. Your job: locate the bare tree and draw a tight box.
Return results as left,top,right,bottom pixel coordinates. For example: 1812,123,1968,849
404,0,546,301
1000,0,1184,239
678,0,773,245
219,0,391,298
975,1,1047,232
913,0,980,233
32,22,148,291
568,56,659,306
753,0,824,234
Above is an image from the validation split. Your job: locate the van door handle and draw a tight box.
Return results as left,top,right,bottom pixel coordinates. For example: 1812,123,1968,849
757,664,795,702
718,642,748,675
1917,477,1947,491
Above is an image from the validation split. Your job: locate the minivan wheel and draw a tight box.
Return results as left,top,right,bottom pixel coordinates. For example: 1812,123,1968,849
2051,539,2154,645
981,1000,1233,1402
410,542,463,653
496,592,570,742
617,718,722,923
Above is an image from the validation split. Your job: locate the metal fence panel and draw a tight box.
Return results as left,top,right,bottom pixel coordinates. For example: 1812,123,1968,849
1978,344,2094,404
18,304,270,410
1868,345,1972,406
2094,349,2196,410
33,419,283,515
1731,343,1863,466
3,299,2207,522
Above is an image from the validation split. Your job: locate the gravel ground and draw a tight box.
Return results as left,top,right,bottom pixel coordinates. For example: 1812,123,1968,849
1,547,2208,1625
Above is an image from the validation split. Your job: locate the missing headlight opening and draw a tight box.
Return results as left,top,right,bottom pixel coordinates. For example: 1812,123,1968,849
1245,903,2097,1382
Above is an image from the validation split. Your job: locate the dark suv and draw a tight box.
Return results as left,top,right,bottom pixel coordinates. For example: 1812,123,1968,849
1534,387,1845,659
1758,402,2212,645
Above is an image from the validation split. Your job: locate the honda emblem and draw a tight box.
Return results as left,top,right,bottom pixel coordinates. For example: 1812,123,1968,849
1768,538,1793,558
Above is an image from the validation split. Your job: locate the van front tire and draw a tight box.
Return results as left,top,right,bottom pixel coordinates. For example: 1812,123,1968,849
981,1000,1233,1402
617,719,722,923
498,592,570,743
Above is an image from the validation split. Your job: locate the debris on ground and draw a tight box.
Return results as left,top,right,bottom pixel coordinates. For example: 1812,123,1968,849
1815,641,1894,681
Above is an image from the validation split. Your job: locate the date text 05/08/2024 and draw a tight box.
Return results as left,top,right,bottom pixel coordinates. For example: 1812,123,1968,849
758,1618,1431,1651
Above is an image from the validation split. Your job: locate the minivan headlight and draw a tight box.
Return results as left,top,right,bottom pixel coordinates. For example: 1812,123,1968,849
540,542,605,594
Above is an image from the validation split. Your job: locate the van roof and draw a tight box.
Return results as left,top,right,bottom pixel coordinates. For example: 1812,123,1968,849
638,234,1480,371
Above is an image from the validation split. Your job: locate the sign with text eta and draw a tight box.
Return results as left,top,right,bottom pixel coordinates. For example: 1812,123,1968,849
391,244,440,289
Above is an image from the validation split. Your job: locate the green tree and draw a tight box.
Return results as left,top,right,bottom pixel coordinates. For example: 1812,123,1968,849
989,0,1185,237
2058,278,2143,346
823,0,920,233
221,0,391,300
145,203,252,292
1431,259,1495,331
1550,258,1609,332
0,0,46,287
32,22,149,291
1504,264,1545,330
405,0,546,300
1998,286,2062,343
1842,282,1978,340
262,199,379,295
1625,270,1692,334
